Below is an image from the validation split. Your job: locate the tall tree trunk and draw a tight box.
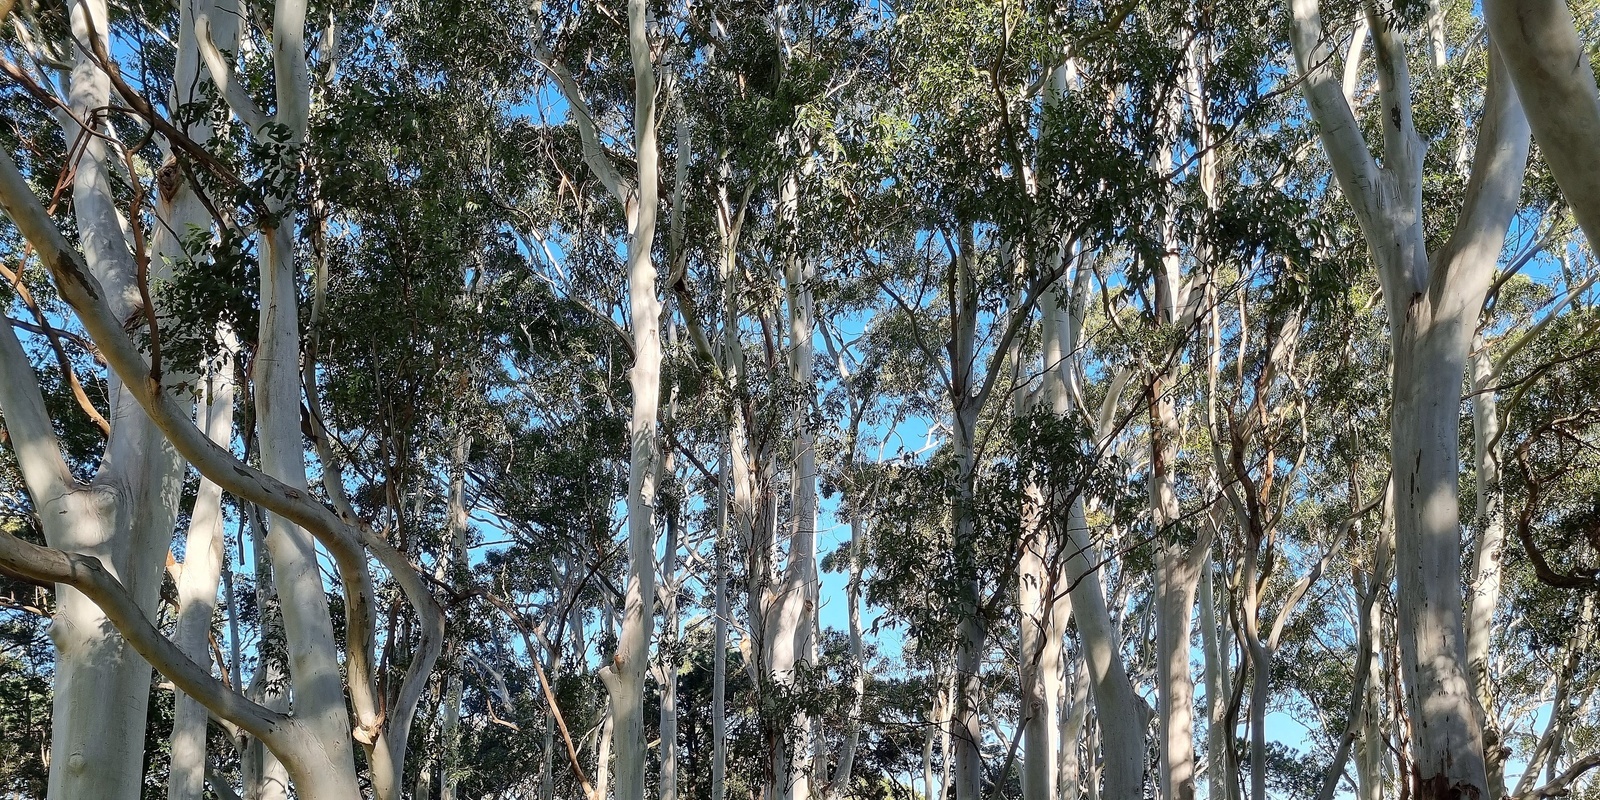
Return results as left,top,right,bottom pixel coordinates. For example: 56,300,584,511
597,3,661,799
1286,4,1531,797
250,0,361,792
769,179,820,800
1357,566,1390,800
257,222,360,798
241,507,289,800
1154,543,1206,800
1466,340,1508,797
826,515,868,799
596,597,618,800
164,3,238,797
42,1,188,794
948,226,986,800
1152,376,1209,800
939,675,955,800
1200,558,1236,800
168,345,236,800
660,505,681,800
1059,653,1088,800
923,695,938,800
1022,282,1078,800
437,432,472,800
1064,495,1147,800
714,441,732,800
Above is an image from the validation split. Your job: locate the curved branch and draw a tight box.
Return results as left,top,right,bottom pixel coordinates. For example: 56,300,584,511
1517,750,1600,799
0,526,288,740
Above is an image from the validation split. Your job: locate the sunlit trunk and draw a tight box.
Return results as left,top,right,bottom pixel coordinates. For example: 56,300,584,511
770,177,820,799
1286,4,1530,796
45,1,187,794
596,3,661,798
167,347,236,800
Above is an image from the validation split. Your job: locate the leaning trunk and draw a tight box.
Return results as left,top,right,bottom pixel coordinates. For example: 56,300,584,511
1062,498,1146,800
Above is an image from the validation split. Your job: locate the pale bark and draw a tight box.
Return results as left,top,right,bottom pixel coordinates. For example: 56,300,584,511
1152,47,1215,800
714,441,731,800
438,433,473,800
1356,590,1388,800
1020,257,1068,800
1468,339,1509,797
1060,655,1089,800
1019,480,1056,800
1151,282,1207,800
550,1,661,797
1053,341,1145,800
0,7,442,794
164,3,238,794
1388,51,1527,800
1483,0,1600,249
30,0,191,794
1154,535,1208,800
659,506,681,800
168,344,236,800
939,677,955,800
923,696,938,800
768,171,821,800
949,230,986,800
826,515,868,800
241,507,288,800
596,697,615,800
1287,3,1530,796
1200,558,1237,800
600,0,661,791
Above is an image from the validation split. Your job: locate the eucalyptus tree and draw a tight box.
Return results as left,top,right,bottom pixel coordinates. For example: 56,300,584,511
1285,2,1532,796
6,0,1600,798
0,0,551,795
522,0,666,793
0,0,216,792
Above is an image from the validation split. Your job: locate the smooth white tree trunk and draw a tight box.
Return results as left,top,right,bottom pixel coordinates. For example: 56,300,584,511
163,3,238,796
43,1,187,794
167,346,236,800
1483,0,1600,248
1199,559,1236,800
591,5,660,799
1466,340,1508,797
1286,4,1530,796
714,442,731,800
769,177,820,800
660,509,681,800
825,515,867,799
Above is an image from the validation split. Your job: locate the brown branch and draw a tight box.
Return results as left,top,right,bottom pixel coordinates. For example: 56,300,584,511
1513,446,1600,591
481,590,597,800
0,260,110,436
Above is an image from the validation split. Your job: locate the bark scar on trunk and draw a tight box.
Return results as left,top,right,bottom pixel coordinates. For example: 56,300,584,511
54,254,99,301
1414,770,1482,800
